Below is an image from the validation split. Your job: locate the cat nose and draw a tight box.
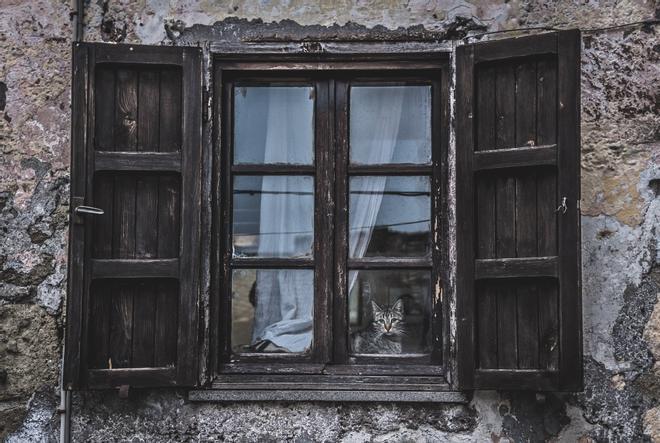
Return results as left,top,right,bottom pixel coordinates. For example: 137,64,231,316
385,325,391,332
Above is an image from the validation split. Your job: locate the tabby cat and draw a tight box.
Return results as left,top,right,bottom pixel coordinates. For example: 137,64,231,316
351,299,406,354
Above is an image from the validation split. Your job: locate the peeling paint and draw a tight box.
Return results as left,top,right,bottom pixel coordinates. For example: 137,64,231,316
0,0,659,440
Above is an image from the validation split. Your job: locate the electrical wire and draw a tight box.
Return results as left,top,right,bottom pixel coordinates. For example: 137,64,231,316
463,19,659,41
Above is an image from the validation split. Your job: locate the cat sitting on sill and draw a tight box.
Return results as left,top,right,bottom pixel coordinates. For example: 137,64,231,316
351,299,406,355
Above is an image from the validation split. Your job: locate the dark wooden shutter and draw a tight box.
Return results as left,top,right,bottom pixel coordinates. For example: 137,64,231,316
456,31,582,390
64,43,202,389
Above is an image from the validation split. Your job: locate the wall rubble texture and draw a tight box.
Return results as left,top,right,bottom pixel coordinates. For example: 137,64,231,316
0,0,658,441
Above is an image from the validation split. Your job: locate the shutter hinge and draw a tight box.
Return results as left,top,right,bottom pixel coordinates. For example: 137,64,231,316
203,87,212,122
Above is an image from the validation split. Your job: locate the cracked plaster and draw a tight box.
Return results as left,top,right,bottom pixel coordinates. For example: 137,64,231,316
0,0,659,440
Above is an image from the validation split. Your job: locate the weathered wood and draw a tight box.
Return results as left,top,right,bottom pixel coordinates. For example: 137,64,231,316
475,257,558,279
95,43,184,66
515,68,540,369
315,78,333,364
114,69,138,151
475,65,495,152
95,152,181,172
333,79,350,366
473,33,557,63
230,257,314,268
176,47,202,385
474,64,498,369
231,164,315,174
347,257,432,269
537,59,558,147
536,58,560,371
159,68,182,153
94,67,115,150
66,43,202,389
457,31,581,391
557,29,582,390
432,70,446,366
455,43,476,389
87,282,111,370
346,164,433,175
474,369,559,390
91,259,179,279
473,145,557,171
87,367,177,388
88,174,113,369
137,70,160,152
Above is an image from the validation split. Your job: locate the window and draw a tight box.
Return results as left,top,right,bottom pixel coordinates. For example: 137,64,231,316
65,31,582,398
218,74,445,374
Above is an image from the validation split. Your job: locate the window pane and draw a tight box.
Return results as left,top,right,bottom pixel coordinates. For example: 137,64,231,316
349,176,431,258
234,86,314,164
348,270,431,355
350,86,431,165
232,269,313,354
233,176,314,258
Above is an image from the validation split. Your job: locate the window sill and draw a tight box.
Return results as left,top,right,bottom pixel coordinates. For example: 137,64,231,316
188,389,467,403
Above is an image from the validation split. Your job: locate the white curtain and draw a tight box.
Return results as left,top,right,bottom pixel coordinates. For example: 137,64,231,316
251,88,314,352
348,87,406,292
250,86,405,352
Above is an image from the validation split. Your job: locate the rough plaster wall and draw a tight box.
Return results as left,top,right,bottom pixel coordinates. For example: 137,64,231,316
0,0,658,441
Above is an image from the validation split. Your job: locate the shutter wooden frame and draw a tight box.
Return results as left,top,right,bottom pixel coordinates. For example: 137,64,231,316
64,43,203,389
455,31,582,391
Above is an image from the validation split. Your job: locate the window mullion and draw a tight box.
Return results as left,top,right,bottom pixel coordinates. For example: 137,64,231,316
312,78,333,364
332,79,350,365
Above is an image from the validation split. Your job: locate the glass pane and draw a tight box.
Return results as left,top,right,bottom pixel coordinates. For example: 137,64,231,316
349,176,431,258
349,270,431,355
234,86,314,164
350,86,431,165
233,176,314,258
232,269,313,354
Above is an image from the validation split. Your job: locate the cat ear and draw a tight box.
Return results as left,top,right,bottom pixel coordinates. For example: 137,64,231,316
392,298,404,314
371,300,383,314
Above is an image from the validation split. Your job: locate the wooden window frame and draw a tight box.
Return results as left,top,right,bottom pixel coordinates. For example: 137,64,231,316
207,51,458,401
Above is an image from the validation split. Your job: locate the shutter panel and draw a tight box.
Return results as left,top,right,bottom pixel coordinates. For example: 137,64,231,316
64,43,202,389
456,31,582,390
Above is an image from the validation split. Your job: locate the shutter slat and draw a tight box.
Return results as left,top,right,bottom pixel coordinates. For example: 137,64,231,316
473,144,557,171
475,257,558,279
95,151,181,172
91,258,179,279
64,43,202,389
456,31,582,391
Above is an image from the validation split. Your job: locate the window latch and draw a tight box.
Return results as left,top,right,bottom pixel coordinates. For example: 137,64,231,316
72,205,104,225
74,206,104,216
555,197,568,214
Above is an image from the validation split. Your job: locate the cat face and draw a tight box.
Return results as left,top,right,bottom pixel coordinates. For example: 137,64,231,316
371,299,405,336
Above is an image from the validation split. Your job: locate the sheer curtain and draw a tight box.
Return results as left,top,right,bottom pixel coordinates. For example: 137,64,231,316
348,87,405,292
251,88,314,353
250,86,405,352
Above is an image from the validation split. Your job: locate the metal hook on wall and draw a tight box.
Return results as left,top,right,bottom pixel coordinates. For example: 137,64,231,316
555,196,568,214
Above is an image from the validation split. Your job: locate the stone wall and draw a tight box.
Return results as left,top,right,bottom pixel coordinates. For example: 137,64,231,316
0,0,658,441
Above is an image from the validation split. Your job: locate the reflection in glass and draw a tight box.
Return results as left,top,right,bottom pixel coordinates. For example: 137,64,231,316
350,86,431,165
349,270,431,355
232,176,314,258
232,269,313,354
234,86,314,164
349,176,431,258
